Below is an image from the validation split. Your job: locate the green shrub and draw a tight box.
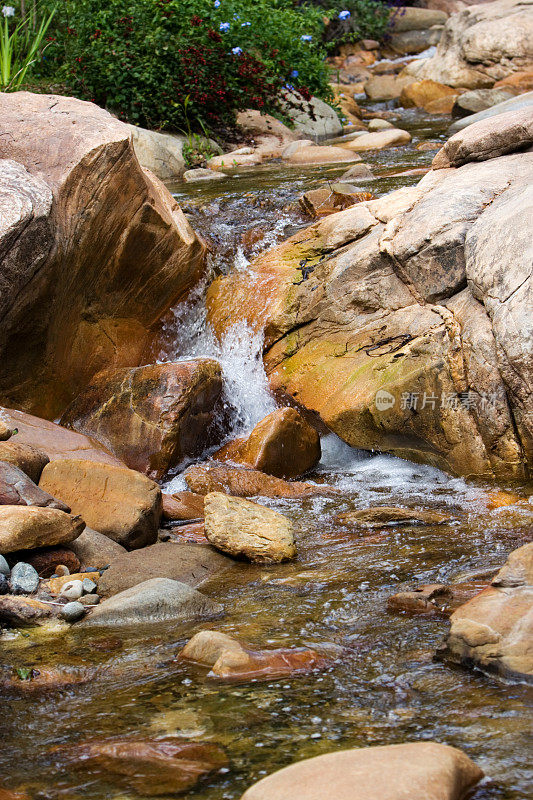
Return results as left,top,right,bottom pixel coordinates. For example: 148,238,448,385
303,0,393,46
42,0,334,134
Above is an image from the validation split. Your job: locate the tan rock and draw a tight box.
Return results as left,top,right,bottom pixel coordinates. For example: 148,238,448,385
61,360,222,480
299,186,373,218
162,491,205,521
236,110,299,159
0,506,84,553
214,408,320,479
185,463,337,499
390,6,448,31
240,742,483,800
341,129,412,151
0,440,49,484
67,527,126,570
285,145,361,165
0,419,13,440
453,87,516,116
390,28,443,56
494,69,533,93
368,118,395,132
400,79,458,109
364,75,414,101
207,153,261,171
424,95,458,114
204,492,296,563
0,595,56,627
336,506,453,528
48,571,99,595
39,459,161,549
0,93,206,417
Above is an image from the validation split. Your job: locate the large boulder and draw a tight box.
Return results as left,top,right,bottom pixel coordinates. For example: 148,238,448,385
204,492,296,563
39,459,161,549
128,125,185,180
0,92,206,417
364,75,414,101
281,92,342,139
236,111,299,159
440,542,533,682
0,461,69,510
448,90,533,132
207,138,532,479
390,6,449,31
214,408,320,479
61,360,222,479
400,79,459,110
0,506,84,553
452,87,517,116
240,742,483,800
405,0,533,88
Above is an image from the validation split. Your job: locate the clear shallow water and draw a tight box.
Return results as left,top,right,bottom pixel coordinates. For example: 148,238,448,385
1,109,532,800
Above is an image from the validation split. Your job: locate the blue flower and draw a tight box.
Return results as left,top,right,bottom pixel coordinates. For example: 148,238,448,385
284,84,295,91
290,69,299,78
233,13,240,19
214,0,220,7
232,46,243,55
339,10,351,20
301,34,312,42
241,21,251,26
219,21,230,31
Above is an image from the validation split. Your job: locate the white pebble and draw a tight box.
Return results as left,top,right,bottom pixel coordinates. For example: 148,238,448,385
60,579,83,600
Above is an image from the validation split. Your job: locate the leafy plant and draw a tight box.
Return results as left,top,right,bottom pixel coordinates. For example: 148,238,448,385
0,2,55,91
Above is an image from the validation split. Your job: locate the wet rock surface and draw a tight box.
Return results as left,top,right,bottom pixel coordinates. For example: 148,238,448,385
0,506,85,553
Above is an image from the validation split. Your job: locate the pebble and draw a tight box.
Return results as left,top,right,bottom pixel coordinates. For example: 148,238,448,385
59,579,84,600
79,593,100,606
0,574,9,594
10,562,39,594
55,564,70,577
0,554,10,577
60,601,86,622
81,578,97,594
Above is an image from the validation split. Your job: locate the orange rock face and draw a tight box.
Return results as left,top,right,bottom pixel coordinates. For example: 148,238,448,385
162,491,205,521
184,463,337,499
399,79,459,110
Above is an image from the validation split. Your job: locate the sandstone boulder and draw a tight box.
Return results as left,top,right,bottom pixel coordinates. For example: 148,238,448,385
236,111,299,159
185,463,337,499
285,146,361,165
400,79,459,110
0,441,49,484
128,124,185,180
0,92,206,417
0,506,84,554
61,360,222,479
80,577,223,627
299,186,372,218
390,6,448,31
214,408,320,479
0,419,13,441
448,90,533,133
12,546,80,578
405,0,533,88
390,27,443,55
494,69,533,92
204,492,296,563
341,129,412,151
0,595,56,627
364,75,414,101
281,92,342,138
67,527,126,570
0,461,69,510
440,542,533,682
240,742,483,800
162,491,205,521
39,460,161,549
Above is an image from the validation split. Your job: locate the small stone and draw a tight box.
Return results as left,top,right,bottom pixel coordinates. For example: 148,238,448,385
79,593,100,606
9,562,39,594
0,554,10,576
61,601,86,622
56,564,70,577
0,574,9,594
82,577,97,594
60,579,84,600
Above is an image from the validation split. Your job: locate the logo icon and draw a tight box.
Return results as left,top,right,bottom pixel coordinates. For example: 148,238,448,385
375,389,395,411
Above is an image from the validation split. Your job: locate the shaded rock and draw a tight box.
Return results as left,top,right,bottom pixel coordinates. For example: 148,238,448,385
185,463,337,499
39,459,161,549
368,118,395,132
80,577,223,627
405,0,533,89
240,742,483,800
236,110,299,159
0,595,55,626
299,186,373,218
0,441,49,484
388,584,453,615
0,506,84,554
214,408,320,479
390,7,448,31
0,461,69,510
340,163,375,181
341,129,412,151
390,27,443,55
12,546,80,578
0,574,8,594
285,145,361,165
162,491,205,521
364,75,414,101
448,90,533,133
61,601,86,622
183,168,225,183
0,419,13,440
9,562,39,594
400,79,458,110
61,360,222,480
433,106,533,168
0,555,9,575
453,87,517,117
0,93,206,417
180,630,330,683
96,542,231,598
128,124,185,181
281,92,342,138
67,527,126,570
204,492,296,564
60,738,227,796
440,542,533,682
336,506,453,528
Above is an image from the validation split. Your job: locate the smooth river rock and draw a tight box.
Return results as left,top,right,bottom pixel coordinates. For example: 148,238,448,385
0,506,84,554
185,463,337,499
0,461,69,510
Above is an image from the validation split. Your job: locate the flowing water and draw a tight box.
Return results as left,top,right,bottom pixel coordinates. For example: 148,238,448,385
1,108,532,800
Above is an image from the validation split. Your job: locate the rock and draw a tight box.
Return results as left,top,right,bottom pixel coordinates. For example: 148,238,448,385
180,630,330,683
82,577,97,593
204,492,296,564
167,521,208,544
0,506,84,554
285,145,361,165
12,546,80,578
400,79,458,110
60,738,227,796
236,110,299,159
185,463,337,499
341,129,412,151
281,92,342,138
340,163,375,181
0,419,13,440
425,95,458,114
447,90,533,133
96,542,231,598
0,595,55,626
453,87,517,117
39,459,162,549
67,527,126,569
390,7,449,32
240,742,483,800
388,584,452,615
48,571,99,595
80,577,223,627
127,124,186,180
364,75,414,101
0,574,8,594
61,601,86,622
440,542,533,682
390,27,443,55
214,409,320,479
0,93,206,417
0,441,49,483
0,555,9,575
183,168,225,183
299,186,373,218
282,140,313,159
61,360,223,480
336,506,453,528
79,593,100,606
405,0,533,89
434,106,533,168
368,118,395,131
207,153,261,171
0,461,69,510
59,579,84,600
162,491,205,521
494,69,533,93
9,562,39,594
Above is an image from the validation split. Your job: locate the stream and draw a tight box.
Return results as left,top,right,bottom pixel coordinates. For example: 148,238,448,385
1,106,532,800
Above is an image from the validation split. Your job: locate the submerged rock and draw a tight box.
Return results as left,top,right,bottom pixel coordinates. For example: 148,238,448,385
336,506,453,528
0,506,84,553
204,492,296,564
39,459,161,549
0,461,69,510
185,463,337,499
61,360,222,480
240,742,483,800
80,577,223,627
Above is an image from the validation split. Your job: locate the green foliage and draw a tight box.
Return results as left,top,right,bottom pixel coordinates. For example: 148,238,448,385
0,2,55,91
304,0,392,45
42,0,334,134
